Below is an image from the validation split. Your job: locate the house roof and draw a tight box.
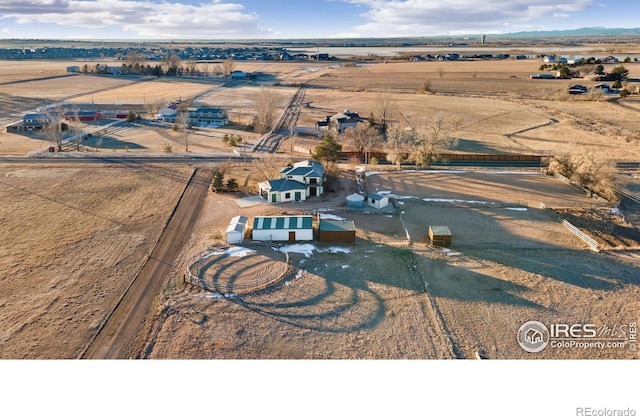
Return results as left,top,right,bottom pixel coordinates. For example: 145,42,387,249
261,179,307,192
319,219,356,232
253,216,313,231
282,160,324,178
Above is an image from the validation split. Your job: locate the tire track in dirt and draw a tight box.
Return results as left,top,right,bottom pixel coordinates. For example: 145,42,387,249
80,167,213,359
409,246,464,359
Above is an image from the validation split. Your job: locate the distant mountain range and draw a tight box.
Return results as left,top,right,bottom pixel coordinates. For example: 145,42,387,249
493,27,640,38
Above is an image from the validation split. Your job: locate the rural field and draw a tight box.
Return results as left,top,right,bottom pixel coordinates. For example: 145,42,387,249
0,46,639,359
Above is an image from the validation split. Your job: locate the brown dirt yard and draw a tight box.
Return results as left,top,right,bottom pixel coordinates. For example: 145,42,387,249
137,168,640,359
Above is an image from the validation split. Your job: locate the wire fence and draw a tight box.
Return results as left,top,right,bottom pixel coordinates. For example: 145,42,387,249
185,242,292,294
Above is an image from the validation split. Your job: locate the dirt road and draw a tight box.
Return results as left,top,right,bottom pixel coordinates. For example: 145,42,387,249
81,166,213,359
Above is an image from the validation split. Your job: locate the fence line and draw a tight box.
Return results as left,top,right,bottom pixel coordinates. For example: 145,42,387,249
540,202,599,251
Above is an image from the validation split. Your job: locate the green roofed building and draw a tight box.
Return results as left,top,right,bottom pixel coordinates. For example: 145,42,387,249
318,219,356,243
252,215,314,242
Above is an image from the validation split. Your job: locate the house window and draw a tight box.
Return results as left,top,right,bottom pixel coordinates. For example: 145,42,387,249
309,178,317,184
285,192,291,199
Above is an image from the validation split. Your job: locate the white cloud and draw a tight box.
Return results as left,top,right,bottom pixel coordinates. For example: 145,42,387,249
0,0,270,38
343,0,596,35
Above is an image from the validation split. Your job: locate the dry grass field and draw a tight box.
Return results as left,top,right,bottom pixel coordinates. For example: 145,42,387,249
0,163,193,358
1,51,639,359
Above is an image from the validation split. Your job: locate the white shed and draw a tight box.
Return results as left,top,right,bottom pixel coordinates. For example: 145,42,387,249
367,193,389,209
252,215,313,242
226,216,248,244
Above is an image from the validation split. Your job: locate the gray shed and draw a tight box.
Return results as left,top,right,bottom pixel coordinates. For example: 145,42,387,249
367,193,389,209
226,216,248,244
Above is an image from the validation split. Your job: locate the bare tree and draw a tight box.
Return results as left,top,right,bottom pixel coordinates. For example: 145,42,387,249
163,52,181,75
373,89,397,135
406,114,459,168
344,122,381,164
124,50,146,68
40,104,66,152
251,155,292,181
176,111,192,152
222,57,236,76
185,56,198,76
384,125,412,169
213,64,223,78
252,87,278,134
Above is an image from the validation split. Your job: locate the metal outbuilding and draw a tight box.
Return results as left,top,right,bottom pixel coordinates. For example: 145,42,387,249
226,216,248,244
318,219,356,243
252,215,314,242
367,193,389,209
429,226,452,247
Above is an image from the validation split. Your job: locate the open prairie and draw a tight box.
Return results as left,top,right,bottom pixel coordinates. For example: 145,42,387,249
0,51,639,359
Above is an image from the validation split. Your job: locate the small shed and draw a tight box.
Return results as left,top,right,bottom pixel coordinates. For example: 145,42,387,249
429,226,452,247
346,193,365,209
368,193,389,209
318,219,356,243
226,215,247,244
252,215,313,242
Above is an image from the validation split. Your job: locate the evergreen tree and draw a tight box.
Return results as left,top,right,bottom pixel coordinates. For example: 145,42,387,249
312,134,342,163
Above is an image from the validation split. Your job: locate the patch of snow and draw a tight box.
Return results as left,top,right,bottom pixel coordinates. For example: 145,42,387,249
483,171,540,175
323,246,351,254
295,270,305,279
342,265,349,269
423,198,497,205
226,246,256,257
279,244,316,257
505,207,528,211
442,248,461,256
319,213,346,221
364,171,382,177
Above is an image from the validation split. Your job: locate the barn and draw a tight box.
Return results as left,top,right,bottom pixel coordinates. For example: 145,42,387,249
429,226,452,247
63,110,102,121
252,215,313,242
226,215,248,245
367,193,389,209
318,219,356,243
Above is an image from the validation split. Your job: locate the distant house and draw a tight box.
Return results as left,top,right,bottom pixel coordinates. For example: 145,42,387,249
258,160,325,203
66,66,80,73
543,56,557,63
9,113,53,132
317,109,364,135
156,102,178,120
252,215,314,242
163,105,228,127
187,106,228,127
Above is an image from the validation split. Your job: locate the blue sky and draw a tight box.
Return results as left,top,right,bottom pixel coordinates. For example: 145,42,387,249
0,0,637,40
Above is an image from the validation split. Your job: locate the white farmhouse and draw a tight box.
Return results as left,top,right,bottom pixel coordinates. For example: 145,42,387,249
258,160,325,203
